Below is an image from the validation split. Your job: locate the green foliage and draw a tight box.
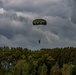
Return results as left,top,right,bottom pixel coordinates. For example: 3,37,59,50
61,63,75,75
0,47,76,75
13,60,28,75
27,59,37,75
50,62,61,75
39,63,47,75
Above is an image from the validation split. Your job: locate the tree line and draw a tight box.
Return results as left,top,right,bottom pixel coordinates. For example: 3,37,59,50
0,46,76,75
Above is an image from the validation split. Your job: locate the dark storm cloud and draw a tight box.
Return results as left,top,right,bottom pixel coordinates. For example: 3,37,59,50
46,16,76,40
1,0,68,18
0,10,29,38
0,0,76,50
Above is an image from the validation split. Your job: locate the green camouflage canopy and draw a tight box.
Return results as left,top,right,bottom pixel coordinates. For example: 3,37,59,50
33,19,47,25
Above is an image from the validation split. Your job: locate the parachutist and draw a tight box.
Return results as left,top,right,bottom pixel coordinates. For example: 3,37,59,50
33,19,47,44
39,40,41,44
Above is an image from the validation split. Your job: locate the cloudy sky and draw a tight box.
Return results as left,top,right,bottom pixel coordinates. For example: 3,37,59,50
0,0,76,50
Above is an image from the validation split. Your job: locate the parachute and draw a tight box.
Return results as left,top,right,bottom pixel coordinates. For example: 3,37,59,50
33,19,47,25
33,19,47,44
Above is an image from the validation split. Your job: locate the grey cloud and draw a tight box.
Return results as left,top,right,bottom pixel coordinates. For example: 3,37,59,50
0,0,76,50
66,0,76,24
1,0,69,19
0,11,30,39
45,16,76,41
0,0,3,7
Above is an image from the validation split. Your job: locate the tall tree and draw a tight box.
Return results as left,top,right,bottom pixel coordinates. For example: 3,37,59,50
61,63,75,75
13,60,28,75
50,62,61,75
39,63,47,75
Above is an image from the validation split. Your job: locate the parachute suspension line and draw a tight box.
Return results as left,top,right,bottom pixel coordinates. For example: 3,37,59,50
38,25,46,44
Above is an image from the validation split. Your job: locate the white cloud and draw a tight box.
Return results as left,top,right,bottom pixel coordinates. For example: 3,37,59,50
44,31,59,43
16,12,40,20
0,8,6,14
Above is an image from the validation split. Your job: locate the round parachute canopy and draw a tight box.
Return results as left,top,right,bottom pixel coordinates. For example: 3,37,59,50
33,19,47,25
